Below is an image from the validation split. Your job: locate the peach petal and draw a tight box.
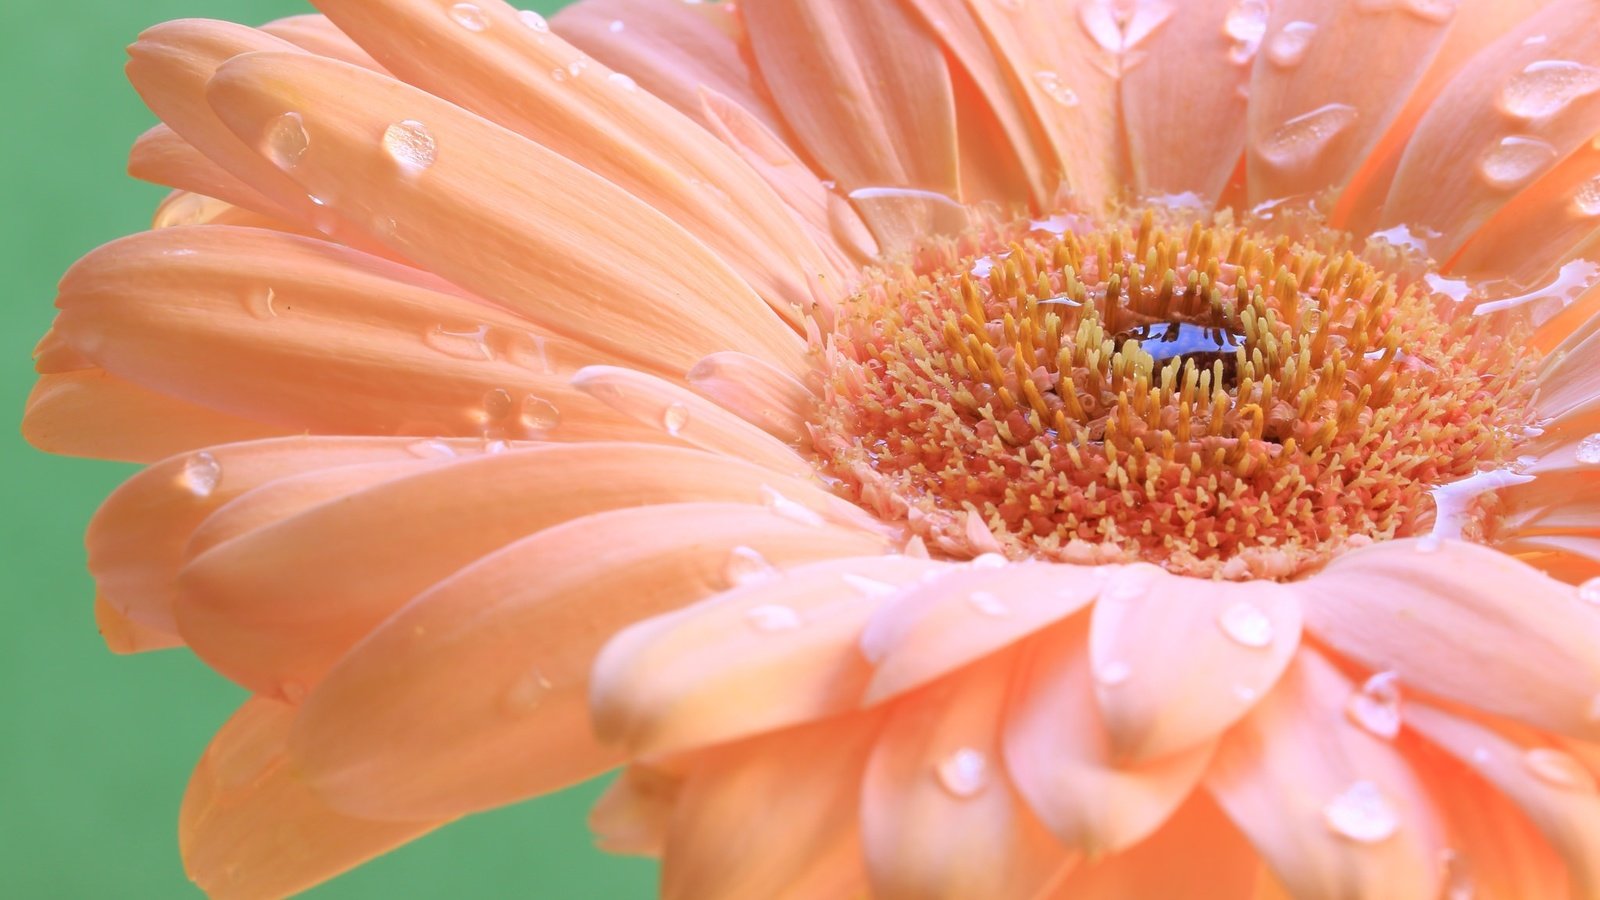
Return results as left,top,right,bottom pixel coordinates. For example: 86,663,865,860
1204,650,1445,900
1004,617,1216,856
1535,280,1600,356
591,554,937,757
205,51,805,378
1298,538,1600,741
22,370,286,464
1381,0,1600,256
860,653,1074,900
88,436,495,635
181,698,440,899
1407,703,1600,896
661,717,879,900
1535,324,1600,425
1089,565,1303,761
55,226,632,438
1451,140,1600,289
95,595,184,654
312,0,835,327
741,0,959,201
572,365,812,478
292,503,886,821
176,443,873,695
1121,0,1249,203
258,14,386,71
1041,793,1262,899
590,764,682,858
686,350,816,445
128,124,288,221
860,561,1105,704
1247,0,1453,205
31,327,92,374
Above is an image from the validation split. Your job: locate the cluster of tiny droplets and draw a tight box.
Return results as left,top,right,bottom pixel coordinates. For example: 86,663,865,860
813,206,1540,579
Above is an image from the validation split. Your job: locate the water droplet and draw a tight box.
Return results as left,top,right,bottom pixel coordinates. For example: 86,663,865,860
550,67,568,83
969,251,1010,278
842,573,900,598
1267,21,1318,68
1427,468,1535,541
608,18,626,32
967,590,1009,617
264,112,309,170
1217,601,1274,648
1423,273,1474,303
1574,177,1600,217
1479,135,1559,191
1473,258,1600,320
1346,670,1403,739
503,668,553,713
566,59,589,78
425,324,493,361
1224,0,1269,65
935,747,989,798
1323,780,1400,843
1524,747,1598,791
1579,576,1600,604
725,545,778,587
661,401,690,435
745,603,802,632
1524,34,1549,47
608,72,639,92
1032,70,1080,106
1580,435,1600,465
1257,104,1359,170
1096,660,1133,685
180,452,222,498
382,120,437,172
760,484,826,527
449,2,489,31
407,439,459,460
520,395,562,432
483,387,515,421
518,9,549,31
1500,60,1600,120
246,286,278,320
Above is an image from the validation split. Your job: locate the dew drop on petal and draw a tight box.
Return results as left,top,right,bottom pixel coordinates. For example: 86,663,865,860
1217,600,1274,648
502,668,553,713
1346,670,1403,739
1267,21,1317,68
180,451,222,498
842,573,900,598
1575,177,1600,218
725,545,778,587
518,8,550,31
264,111,309,170
1223,0,1268,65
967,590,1009,617
382,120,437,172
608,18,626,32
1257,104,1358,171
935,747,989,798
1096,659,1132,686
407,439,459,460
449,2,490,31
425,324,493,361
483,387,515,421
745,603,803,633
247,286,279,320
550,67,568,83
1323,780,1400,843
520,395,562,432
662,401,690,436
1032,70,1080,106
1499,60,1600,120
1478,135,1559,191
1524,747,1598,792
608,72,639,92
761,484,826,527
1578,433,1600,464
1579,576,1600,605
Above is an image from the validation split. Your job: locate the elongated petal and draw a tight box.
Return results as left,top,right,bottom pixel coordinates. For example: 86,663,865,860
128,124,286,219
1042,793,1262,899
861,653,1073,900
95,595,183,654
1089,565,1303,761
181,698,440,900
1204,650,1445,900
1450,141,1600,287
591,555,936,757
686,350,816,444
293,503,885,821
258,14,384,71
205,51,805,377
1298,538,1600,741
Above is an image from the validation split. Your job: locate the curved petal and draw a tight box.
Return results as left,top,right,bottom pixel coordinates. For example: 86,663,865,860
1089,565,1303,762
180,698,440,900
589,763,681,857
1297,538,1600,741
590,554,937,757
258,14,385,71
686,350,816,444
204,51,806,377
292,503,886,821
1449,140,1600,288
127,124,287,220
95,595,184,655
1204,650,1446,900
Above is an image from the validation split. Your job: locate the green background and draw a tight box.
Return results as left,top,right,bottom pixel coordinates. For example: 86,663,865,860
0,1,655,896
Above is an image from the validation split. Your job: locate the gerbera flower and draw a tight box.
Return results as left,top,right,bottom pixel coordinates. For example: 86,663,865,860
25,0,1600,895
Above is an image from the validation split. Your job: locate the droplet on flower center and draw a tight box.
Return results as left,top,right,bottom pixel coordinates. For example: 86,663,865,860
1322,780,1400,843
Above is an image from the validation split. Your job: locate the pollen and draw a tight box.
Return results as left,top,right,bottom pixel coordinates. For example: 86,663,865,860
813,206,1540,579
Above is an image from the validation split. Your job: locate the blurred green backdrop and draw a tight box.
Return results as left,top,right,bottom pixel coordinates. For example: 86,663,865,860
0,0,655,896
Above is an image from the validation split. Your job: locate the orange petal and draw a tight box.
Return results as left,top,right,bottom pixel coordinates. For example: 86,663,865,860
860,653,1074,900
181,698,440,899
95,594,183,654
22,370,286,464
1246,0,1454,205
661,716,879,900
1041,792,1262,899
686,350,817,445
291,502,885,821
1534,278,1600,356
860,560,1104,704
1298,538,1600,741
205,50,805,378
591,554,934,757
1450,140,1600,288
258,14,385,71
1380,0,1600,256
1406,702,1600,895
31,327,92,374
55,226,632,437
1089,565,1303,761
1004,616,1215,856
312,0,833,327
1204,649,1445,900
128,124,287,220
89,436,496,635
175,443,875,695
1535,324,1600,427
590,764,681,857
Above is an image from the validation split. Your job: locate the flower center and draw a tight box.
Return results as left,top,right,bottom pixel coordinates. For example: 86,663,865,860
813,206,1540,579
